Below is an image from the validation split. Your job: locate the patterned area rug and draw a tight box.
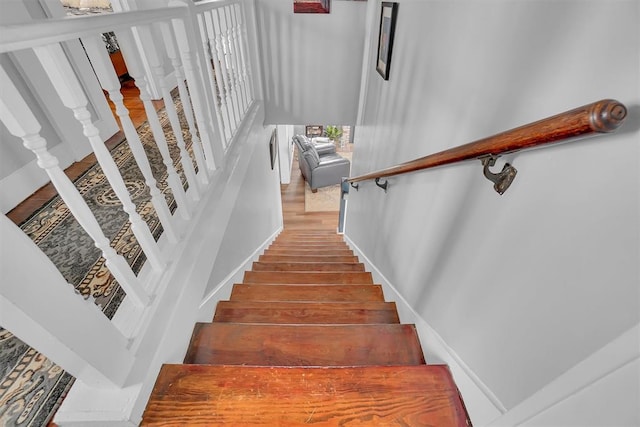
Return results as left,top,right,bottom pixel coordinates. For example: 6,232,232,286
0,96,193,426
304,152,351,212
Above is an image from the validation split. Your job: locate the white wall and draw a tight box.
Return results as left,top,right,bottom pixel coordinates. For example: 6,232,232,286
346,0,639,425
255,0,366,124
205,121,283,296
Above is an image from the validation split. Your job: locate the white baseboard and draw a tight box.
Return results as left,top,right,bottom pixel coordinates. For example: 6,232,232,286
344,235,505,427
0,143,75,214
197,226,282,322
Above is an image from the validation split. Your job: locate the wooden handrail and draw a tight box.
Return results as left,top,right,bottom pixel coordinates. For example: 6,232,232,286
347,99,627,185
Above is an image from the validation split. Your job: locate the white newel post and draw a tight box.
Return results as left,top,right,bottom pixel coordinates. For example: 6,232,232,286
32,43,167,273
0,215,135,388
170,5,226,162
0,64,150,308
81,35,180,244
115,29,193,220
236,2,254,104
198,11,233,144
143,22,202,202
158,21,210,185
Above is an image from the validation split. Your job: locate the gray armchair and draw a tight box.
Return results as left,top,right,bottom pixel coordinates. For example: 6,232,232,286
293,135,350,192
292,134,335,156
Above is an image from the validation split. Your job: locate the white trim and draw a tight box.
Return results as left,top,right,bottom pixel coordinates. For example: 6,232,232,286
0,142,75,214
344,234,505,427
487,323,640,426
197,226,282,321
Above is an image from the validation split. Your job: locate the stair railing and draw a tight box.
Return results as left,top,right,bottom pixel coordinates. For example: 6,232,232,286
192,0,255,149
348,100,628,194
0,0,254,388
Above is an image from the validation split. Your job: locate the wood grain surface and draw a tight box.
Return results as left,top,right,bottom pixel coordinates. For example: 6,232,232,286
142,365,469,426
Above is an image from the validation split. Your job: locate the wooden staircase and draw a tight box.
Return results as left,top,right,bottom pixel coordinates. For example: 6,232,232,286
142,230,471,426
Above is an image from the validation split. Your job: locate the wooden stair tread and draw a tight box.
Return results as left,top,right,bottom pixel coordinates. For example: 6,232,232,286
243,271,373,284
265,249,354,256
213,301,400,323
142,365,470,426
276,237,345,242
143,219,471,424
259,255,360,263
184,323,424,365
230,284,386,302
270,242,350,248
278,230,338,235
252,262,365,272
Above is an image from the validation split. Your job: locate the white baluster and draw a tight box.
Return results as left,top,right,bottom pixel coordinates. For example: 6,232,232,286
235,2,254,104
231,3,250,111
1,215,135,387
213,8,241,129
142,23,201,202
32,43,167,273
199,12,233,143
0,64,149,308
170,12,226,168
81,35,180,244
159,21,209,185
224,6,246,116
115,29,192,220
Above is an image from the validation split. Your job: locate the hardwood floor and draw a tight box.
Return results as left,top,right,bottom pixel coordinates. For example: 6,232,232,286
281,148,339,232
6,78,161,225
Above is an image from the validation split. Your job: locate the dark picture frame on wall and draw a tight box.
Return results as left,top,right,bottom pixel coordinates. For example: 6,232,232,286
269,128,278,170
376,2,398,80
294,0,330,14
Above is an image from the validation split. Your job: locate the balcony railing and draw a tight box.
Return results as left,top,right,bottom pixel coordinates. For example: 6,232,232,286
0,0,255,389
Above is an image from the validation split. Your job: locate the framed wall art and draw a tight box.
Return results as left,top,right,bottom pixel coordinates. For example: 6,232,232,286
376,2,398,80
294,0,330,14
269,128,278,170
